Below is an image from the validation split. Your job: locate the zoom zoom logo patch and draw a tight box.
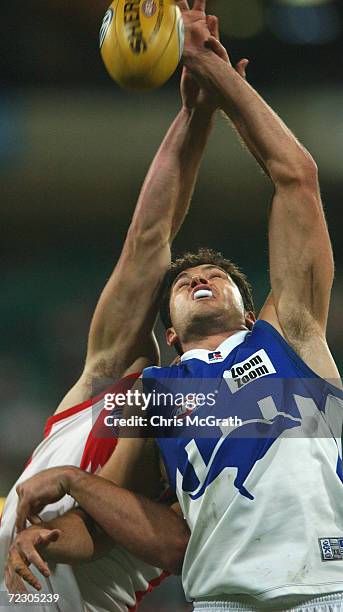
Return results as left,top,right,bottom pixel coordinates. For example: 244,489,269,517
224,349,276,394
319,538,343,561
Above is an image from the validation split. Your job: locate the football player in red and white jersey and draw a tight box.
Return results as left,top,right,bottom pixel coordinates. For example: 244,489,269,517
0,21,224,609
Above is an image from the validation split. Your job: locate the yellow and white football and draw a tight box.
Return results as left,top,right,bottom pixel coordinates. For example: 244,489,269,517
100,0,184,91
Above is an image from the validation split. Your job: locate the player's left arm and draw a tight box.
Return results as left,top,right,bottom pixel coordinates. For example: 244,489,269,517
177,3,336,375
266,167,334,330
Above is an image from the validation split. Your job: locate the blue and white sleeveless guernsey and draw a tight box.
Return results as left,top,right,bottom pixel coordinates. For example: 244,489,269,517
142,320,343,605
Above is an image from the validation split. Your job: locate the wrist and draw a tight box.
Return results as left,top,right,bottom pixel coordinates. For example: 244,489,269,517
180,102,216,124
61,466,83,495
185,52,234,101
179,105,193,120
183,46,213,72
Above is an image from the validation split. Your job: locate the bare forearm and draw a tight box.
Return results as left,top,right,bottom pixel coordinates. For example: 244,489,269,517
187,52,313,184
38,510,110,564
85,106,215,364
130,106,215,243
185,55,332,326
65,468,189,573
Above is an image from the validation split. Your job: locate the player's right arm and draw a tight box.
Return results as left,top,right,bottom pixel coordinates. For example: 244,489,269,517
56,64,218,413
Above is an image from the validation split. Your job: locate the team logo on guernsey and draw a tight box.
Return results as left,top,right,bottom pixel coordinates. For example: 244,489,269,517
319,538,343,561
224,349,276,394
208,351,223,362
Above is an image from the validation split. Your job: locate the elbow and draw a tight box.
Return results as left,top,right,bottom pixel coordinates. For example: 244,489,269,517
270,152,318,191
126,223,170,254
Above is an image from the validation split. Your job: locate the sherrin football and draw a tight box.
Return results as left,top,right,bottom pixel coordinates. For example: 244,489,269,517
100,0,185,91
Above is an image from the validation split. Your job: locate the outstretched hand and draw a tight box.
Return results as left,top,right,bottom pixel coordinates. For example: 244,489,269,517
181,13,226,111
177,0,227,66
5,527,61,592
15,467,74,532
178,1,249,111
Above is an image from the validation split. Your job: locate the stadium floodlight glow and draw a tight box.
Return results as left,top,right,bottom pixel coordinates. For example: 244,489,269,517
268,0,341,44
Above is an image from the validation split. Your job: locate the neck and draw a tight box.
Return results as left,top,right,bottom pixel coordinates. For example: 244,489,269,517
180,325,248,354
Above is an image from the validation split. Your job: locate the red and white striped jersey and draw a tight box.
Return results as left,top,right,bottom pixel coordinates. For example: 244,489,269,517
0,374,167,612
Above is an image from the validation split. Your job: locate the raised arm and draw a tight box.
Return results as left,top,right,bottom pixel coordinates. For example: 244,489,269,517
57,61,217,411
83,99,216,372
177,1,336,378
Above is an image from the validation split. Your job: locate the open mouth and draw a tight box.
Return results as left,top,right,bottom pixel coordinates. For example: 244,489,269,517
193,289,213,300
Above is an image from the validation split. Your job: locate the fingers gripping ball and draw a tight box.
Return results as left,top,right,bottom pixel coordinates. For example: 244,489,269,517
100,0,185,91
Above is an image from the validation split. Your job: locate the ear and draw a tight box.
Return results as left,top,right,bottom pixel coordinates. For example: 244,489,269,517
245,311,256,330
166,327,179,348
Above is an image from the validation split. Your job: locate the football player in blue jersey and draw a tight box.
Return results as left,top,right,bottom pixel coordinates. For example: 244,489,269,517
6,1,343,611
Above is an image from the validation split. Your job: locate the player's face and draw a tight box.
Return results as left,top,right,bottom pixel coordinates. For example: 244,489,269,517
167,264,248,348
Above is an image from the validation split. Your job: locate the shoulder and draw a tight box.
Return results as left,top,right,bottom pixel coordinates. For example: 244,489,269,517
142,363,179,379
257,314,341,383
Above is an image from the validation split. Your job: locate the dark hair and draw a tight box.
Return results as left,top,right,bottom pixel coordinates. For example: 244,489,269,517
159,247,255,329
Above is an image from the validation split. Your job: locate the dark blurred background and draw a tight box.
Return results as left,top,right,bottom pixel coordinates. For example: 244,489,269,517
0,0,342,608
